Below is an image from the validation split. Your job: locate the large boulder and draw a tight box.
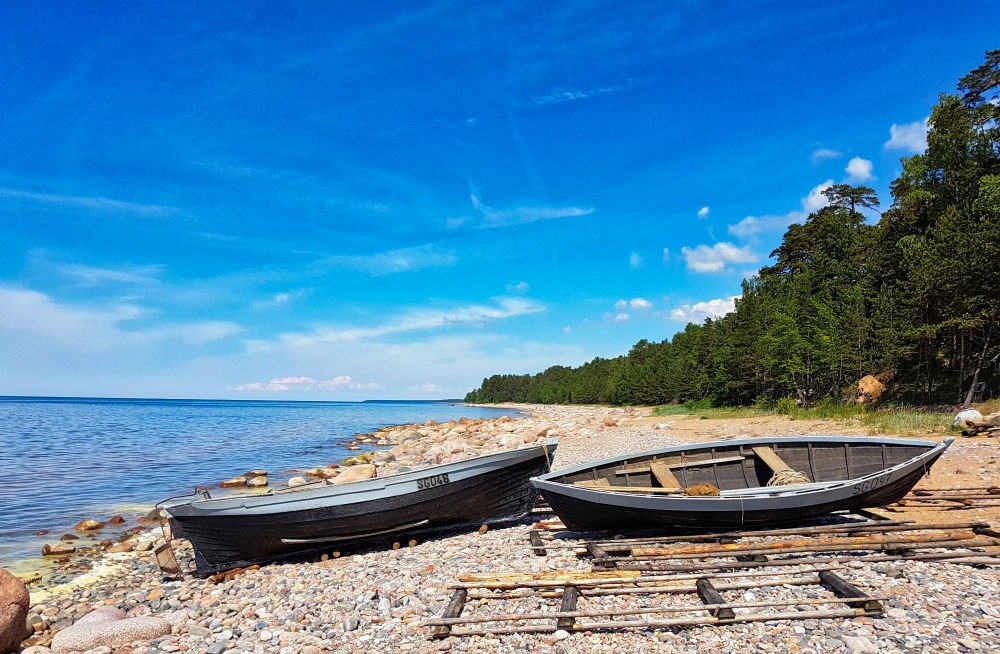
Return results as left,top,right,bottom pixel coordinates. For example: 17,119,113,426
856,375,886,404
50,606,169,654
0,568,29,654
953,408,984,430
330,464,376,485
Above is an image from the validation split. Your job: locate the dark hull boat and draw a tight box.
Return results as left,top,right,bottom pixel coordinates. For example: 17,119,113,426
531,436,951,532
162,440,556,574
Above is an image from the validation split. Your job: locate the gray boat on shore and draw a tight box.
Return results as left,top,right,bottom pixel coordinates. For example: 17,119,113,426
161,439,556,574
531,436,951,532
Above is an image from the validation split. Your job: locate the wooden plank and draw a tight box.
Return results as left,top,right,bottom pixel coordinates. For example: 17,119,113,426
695,578,735,619
819,570,882,612
556,586,580,630
577,484,685,494
752,446,792,472
574,478,611,488
650,460,681,488
529,530,546,556
431,588,468,638
614,455,746,475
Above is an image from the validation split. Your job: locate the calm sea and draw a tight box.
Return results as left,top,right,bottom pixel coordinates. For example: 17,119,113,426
0,396,518,567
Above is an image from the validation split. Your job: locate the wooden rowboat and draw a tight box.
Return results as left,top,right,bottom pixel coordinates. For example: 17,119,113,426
531,436,951,532
161,439,556,574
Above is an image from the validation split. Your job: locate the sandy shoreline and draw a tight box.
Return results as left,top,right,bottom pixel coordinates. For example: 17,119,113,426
9,404,999,654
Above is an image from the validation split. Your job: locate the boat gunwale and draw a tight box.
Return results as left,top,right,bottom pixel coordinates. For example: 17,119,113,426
162,438,557,514
531,436,952,502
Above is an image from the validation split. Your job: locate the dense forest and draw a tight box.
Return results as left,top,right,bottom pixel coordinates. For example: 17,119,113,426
466,51,1000,408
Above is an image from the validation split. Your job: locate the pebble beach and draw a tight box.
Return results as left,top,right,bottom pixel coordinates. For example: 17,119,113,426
7,404,1000,654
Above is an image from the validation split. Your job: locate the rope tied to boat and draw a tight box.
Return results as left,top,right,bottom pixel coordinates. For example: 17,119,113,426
766,468,811,486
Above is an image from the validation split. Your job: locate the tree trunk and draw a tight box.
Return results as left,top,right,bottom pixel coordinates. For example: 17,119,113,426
963,326,992,407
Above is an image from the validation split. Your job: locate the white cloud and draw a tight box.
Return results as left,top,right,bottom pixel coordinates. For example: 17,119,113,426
845,157,874,183
506,281,529,293
562,325,572,333
669,295,740,323
467,188,594,229
697,206,710,219
681,243,758,274
319,375,354,388
415,382,441,393
884,118,929,153
662,247,670,263
0,286,239,349
728,180,833,240
232,374,377,392
614,312,630,323
630,298,652,310
811,148,842,163
273,376,316,385
628,252,643,269
255,297,545,351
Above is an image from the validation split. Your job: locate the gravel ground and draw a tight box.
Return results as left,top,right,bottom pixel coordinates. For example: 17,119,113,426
13,405,1000,654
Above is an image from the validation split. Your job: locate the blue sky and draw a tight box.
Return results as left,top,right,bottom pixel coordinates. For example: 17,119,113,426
1,1,997,399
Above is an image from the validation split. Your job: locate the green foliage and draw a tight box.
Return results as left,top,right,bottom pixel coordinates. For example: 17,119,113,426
467,52,1000,411
774,398,797,415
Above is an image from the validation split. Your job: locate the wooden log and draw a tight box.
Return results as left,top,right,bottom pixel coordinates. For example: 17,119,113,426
431,588,467,639
424,594,890,627
607,546,1000,572
630,531,977,558
819,570,882,612
547,518,918,550
696,578,735,619
556,586,579,630
458,569,639,585
529,530,546,556
457,569,822,591
446,607,876,636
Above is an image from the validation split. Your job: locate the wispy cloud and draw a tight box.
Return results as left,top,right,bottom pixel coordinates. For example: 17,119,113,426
628,252,643,269
614,312,630,323
323,244,457,276
465,187,594,229
681,243,758,274
669,295,740,323
232,374,377,392
252,289,310,310
532,83,625,106
0,187,177,218
697,206,710,219
0,286,239,349
810,147,842,163
884,118,929,153
506,281,530,293
845,156,874,183
57,262,165,287
413,382,441,393
728,180,832,240
253,297,545,351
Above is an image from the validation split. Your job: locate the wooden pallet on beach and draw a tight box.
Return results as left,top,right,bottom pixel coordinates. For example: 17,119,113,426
424,566,885,637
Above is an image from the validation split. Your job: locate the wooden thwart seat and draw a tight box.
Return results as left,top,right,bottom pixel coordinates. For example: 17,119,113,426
752,446,793,473
648,460,681,488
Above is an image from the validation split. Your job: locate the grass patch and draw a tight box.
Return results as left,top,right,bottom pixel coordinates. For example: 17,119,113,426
651,399,956,435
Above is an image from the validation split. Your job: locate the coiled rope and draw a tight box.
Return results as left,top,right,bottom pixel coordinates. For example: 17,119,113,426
766,468,811,486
